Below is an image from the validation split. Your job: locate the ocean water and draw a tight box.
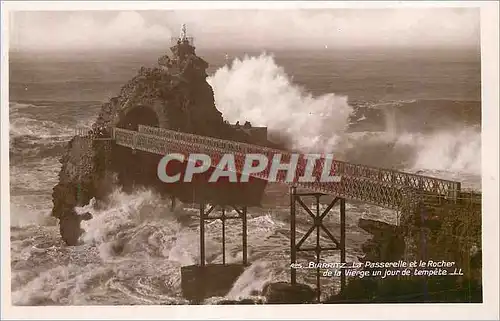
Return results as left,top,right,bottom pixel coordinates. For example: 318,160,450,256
9,47,481,305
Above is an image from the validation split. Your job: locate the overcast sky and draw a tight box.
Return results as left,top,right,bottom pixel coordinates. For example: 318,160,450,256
9,8,480,51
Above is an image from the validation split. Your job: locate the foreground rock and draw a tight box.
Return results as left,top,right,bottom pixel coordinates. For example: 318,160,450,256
262,282,315,304
327,199,482,303
357,218,405,262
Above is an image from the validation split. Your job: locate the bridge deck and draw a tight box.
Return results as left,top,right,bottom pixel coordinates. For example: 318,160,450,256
111,126,469,211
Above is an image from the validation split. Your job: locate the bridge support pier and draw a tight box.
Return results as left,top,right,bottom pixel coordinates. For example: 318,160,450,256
199,203,248,266
181,203,249,302
289,186,346,302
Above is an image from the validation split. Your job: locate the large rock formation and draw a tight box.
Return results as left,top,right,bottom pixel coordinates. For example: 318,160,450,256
327,198,482,303
51,36,274,246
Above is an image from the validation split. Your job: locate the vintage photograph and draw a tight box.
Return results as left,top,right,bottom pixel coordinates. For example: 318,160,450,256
2,2,497,317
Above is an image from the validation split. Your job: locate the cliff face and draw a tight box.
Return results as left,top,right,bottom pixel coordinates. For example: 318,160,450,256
51,39,266,246
327,198,482,303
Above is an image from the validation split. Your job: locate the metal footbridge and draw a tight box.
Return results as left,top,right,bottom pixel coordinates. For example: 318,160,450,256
111,125,473,211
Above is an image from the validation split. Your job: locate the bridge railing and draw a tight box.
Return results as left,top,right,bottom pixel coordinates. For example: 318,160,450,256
134,126,461,199
113,126,461,205
114,127,416,209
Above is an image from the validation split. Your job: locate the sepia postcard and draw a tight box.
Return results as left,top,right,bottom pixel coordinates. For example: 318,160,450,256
1,1,498,320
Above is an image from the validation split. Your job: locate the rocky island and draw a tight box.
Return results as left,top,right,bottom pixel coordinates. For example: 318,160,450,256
51,25,274,247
